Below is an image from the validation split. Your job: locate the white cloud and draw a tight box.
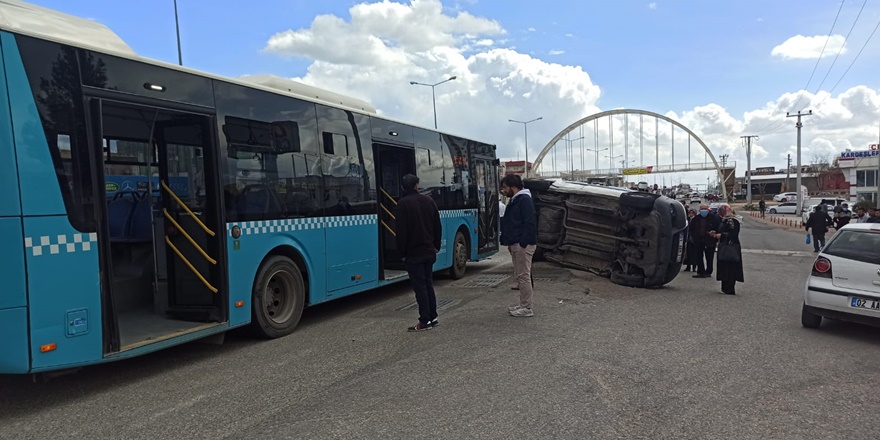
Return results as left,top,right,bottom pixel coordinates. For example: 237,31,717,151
648,2,657,10
565,33,574,38
263,0,600,163
261,0,880,179
757,17,763,22
549,49,564,55
527,27,536,32
771,34,846,60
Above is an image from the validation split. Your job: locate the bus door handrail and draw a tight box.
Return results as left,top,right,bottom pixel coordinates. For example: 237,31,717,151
379,186,396,236
160,180,215,236
160,180,219,294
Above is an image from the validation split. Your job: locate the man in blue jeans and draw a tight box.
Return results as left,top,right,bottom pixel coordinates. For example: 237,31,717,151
395,174,443,332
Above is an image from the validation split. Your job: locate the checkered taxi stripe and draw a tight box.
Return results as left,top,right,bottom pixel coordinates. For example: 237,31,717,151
229,215,377,236
440,209,477,219
25,233,98,256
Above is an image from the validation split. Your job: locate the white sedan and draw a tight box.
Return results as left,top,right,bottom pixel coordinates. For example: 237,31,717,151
773,192,798,202
767,202,798,215
802,223,880,329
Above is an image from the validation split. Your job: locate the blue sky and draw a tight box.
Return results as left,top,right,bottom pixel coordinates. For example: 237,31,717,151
26,0,880,184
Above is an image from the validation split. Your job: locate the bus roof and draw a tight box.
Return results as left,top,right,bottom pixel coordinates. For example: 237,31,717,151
0,0,377,114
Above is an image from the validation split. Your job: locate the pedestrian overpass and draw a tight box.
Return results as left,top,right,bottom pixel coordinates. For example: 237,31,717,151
529,109,735,195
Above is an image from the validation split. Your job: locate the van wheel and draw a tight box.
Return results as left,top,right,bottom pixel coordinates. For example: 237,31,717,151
448,231,468,279
610,271,645,287
801,304,822,329
250,256,305,339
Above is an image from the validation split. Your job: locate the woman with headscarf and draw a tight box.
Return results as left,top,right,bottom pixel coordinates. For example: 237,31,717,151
683,208,697,271
711,204,744,295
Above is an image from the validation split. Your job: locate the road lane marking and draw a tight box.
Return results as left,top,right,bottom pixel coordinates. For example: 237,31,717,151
741,249,814,258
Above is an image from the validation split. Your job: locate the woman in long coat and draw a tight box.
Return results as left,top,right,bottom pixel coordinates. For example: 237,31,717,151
711,204,744,295
684,208,697,271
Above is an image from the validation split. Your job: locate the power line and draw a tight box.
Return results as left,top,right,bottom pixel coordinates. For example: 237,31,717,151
789,0,846,113
754,0,862,136
813,15,880,110
802,0,869,110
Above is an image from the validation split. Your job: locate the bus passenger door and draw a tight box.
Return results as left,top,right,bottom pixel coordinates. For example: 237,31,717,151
474,156,499,256
155,117,226,321
374,144,416,280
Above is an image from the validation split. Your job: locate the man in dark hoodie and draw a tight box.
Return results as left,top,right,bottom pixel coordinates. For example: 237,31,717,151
500,174,538,317
395,174,442,332
805,205,833,252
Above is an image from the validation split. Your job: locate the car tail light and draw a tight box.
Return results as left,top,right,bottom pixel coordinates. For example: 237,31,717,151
812,257,832,278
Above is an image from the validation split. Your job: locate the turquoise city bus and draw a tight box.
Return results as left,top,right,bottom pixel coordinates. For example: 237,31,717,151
0,2,499,374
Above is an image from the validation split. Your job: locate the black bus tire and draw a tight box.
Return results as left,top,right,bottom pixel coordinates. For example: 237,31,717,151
448,231,468,279
619,192,657,211
250,255,305,339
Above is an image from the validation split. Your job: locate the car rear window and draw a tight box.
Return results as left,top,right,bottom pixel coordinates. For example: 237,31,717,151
823,230,880,265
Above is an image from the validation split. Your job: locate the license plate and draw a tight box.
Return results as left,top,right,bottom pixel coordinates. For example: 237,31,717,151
850,297,880,311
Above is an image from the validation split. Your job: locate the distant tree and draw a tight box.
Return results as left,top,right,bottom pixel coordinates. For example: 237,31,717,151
810,153,840,190
756,182,768,200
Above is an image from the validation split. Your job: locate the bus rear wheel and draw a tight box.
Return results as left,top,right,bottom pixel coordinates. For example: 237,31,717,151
250,256,305,339
448,231,468,279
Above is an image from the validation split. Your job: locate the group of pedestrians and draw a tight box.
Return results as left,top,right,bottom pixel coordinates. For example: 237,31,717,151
395,173,538,332
683,203,744,295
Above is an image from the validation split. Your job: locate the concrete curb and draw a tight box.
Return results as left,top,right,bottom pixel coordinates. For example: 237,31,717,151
745,211,805,231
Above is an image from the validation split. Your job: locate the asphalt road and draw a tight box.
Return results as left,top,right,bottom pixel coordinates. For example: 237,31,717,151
2,216,879,439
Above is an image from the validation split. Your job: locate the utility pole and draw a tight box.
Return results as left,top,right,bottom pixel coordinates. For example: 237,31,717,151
174,0,183,66
741,135,758,206
787,110,812,216
719,154,729,200
786,154,791,192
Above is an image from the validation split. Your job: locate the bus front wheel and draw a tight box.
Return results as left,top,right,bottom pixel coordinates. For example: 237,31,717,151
448,231,468,279
250,256,305,339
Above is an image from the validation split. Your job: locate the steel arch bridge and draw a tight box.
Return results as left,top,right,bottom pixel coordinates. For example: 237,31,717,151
532,109,734,195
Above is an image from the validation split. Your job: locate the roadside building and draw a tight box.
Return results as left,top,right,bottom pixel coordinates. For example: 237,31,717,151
838,148,879,205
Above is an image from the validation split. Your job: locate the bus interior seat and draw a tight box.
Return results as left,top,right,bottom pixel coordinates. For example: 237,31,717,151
236,184,282,218
128,196,156,242
284,190,317,217
108,196,136,240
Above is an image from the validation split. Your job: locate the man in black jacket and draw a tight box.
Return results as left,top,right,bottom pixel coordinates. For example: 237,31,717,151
395,174,443,332
688,203,722,278
500,174,538,317
805,205,833,252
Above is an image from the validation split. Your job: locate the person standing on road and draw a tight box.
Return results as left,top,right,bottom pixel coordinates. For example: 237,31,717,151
758,199,766,218
868,207,880,224
711,204,743,295
688,203,721,278
834,203,851,229
684,208,697,272
805,205,833,252
500,174,538,317
395,174,442,332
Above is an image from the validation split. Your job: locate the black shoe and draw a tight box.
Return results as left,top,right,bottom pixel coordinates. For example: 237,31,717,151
428,318,439,327
683,267,691,272
693,274,709,278
407,322,433,332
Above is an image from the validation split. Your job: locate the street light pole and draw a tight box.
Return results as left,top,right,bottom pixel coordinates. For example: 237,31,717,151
509,117,543,178
173,0,182,66
586,148,608,171
409,76,457,129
